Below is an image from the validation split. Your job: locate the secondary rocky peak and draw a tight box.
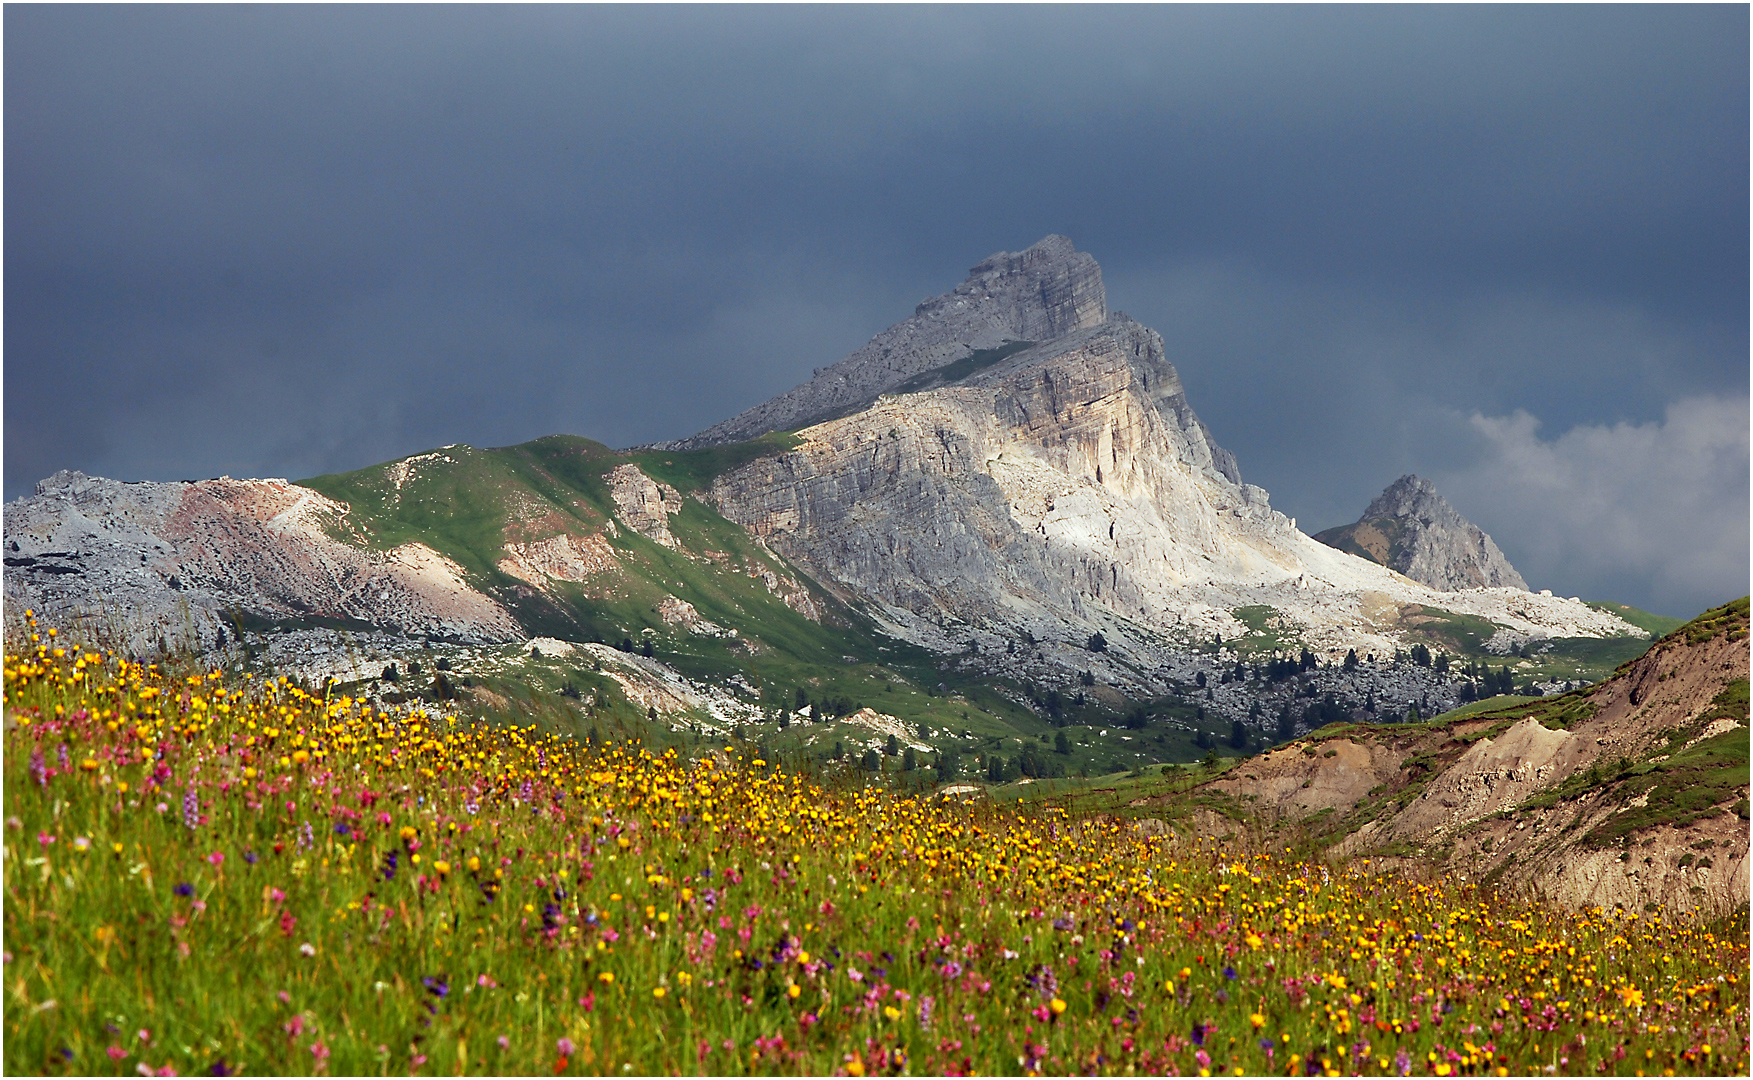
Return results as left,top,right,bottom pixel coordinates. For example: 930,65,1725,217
1315,474,1529,592
1362,474,1442,520
667,235,1106,450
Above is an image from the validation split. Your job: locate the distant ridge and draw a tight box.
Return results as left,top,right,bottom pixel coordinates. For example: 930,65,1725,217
1314,474,1528,592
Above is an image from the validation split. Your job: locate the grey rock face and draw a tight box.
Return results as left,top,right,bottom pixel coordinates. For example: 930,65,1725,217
668,235,1106,449
3,470,521,656
705,314,1296,656
1315,474,1529,591
607,464,683,548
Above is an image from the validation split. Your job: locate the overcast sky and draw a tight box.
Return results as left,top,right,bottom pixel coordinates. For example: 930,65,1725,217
6,6,1746,618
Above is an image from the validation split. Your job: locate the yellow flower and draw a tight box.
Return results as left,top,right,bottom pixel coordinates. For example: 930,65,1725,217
846,1059,866,1077
788,983,801,999
1050,998,1067,1016
652,986,667,999
434,861,450,876
1250,1013,1266,1029
598,972,614,983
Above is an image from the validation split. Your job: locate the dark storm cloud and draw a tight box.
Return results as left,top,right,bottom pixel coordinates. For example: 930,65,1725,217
6,5,1745,617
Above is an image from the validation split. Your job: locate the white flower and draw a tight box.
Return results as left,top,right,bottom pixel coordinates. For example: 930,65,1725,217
299,942,316,957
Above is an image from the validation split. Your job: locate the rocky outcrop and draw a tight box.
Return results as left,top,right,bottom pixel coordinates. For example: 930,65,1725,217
669,235,1107,449
497,533,619,586
607,465,683,548
1315,474,1528,591
2,470,521,655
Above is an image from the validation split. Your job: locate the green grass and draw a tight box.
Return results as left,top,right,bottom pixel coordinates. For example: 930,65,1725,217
1586,601,1687,638
1228,605,1301,655
1672,596,1750,647
625,432,802,495
1581,728,1750,846
1399,605,1503,655
1423,694,1537,726
891,340,1035,394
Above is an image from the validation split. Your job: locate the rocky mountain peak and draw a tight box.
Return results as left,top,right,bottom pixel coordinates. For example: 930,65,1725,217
1315,474,1529,592
666,234,1106,450
1362,474,1442,520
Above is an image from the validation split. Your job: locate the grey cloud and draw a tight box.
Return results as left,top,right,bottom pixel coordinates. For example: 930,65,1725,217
5,5,1744,619
1430,397,1749,618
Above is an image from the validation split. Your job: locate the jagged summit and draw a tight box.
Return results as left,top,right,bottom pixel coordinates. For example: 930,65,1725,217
666,235,1106,449
1314,474,1529,592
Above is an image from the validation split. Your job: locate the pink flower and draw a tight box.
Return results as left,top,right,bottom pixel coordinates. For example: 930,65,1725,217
107,1046,127,1061
137,1028,152,1044
310,1040,330,1062
207,852,224,866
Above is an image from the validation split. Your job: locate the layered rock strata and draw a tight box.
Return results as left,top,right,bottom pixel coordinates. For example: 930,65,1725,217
3,470,521,655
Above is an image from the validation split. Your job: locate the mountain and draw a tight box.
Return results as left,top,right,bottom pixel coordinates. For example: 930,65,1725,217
1194,597,1749,916
685,238,1632,672
4,235,1658,777
1314,474,1529,591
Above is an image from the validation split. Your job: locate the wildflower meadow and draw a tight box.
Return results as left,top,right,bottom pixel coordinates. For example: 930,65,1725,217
4,616,1747,1076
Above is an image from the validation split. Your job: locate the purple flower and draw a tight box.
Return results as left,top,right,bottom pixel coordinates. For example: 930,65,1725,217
422,976,449,999
243,851,258,865
183,788,200,830
29,748,46,786
1223,966,1237,981
174,882,194,897
1190,1022,1207,1046
382,851,399,880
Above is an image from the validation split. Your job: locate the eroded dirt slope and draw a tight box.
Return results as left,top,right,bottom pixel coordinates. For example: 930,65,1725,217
1205,598,1749,915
